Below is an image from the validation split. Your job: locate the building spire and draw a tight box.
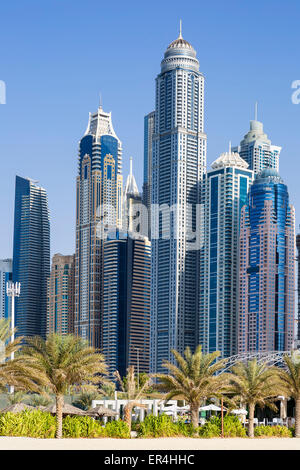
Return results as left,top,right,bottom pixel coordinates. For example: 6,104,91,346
229,141,232,154
99,92,103,110
130,156,133,176
255,101,258,121
179,19,182,38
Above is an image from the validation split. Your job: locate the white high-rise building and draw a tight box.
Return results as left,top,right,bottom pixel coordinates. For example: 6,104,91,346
234,114,281,174
151,25,207,372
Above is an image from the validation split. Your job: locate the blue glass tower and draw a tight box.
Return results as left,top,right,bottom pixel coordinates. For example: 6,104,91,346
75,105,123,347
12,176,50,338
238,169,295,352
0,259,12,320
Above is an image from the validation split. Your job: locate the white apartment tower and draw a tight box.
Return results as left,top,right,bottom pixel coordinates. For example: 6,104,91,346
151,25,207,372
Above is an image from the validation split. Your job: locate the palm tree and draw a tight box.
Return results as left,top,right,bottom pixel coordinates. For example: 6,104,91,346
72,390,100,410
21,333,108,438
155,346,227,429
227,359,281,438
114,366,152,431
6,390,27,405
29,393,52,408
0,319,40,393
276,351,300,438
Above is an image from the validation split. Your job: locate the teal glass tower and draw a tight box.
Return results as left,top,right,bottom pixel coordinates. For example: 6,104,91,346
12,176,50,338
199,150,253,358
0,259,12,320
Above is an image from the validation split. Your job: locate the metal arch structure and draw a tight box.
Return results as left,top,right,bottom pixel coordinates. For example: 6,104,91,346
219,350,294,374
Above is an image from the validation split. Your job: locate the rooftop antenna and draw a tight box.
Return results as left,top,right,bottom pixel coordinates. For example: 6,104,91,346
229,141,232,154
255,101,258,121
179,19,182,38
99,92,103,109
130,156,133,176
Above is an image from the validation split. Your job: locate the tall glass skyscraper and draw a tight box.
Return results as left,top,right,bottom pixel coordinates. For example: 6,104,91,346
12,176,50,338
102,230,151,379
0,259,12,320
75,104,123,348
238,169,295,352
199,151,253,358
151,26,207,372
234,118,281,174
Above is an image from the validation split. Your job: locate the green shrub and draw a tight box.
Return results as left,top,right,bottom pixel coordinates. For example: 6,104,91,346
0,411,130,439
0,410,56,438
137,414,197,438
62,416,130,438
104,420,130,438
198,415,246,438
254,425,292,438
198,419,220,438
223,415,247,437
62,415,105,438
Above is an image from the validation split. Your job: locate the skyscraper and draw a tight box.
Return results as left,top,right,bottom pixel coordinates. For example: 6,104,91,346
238,169,295,353
123,157,143,234
102,230,151,379
296,234,300,345
12,176,50,338
47,253,75,336
151,25,207,372
234,113,281,174
143,111,155,237
0,259,12,320
199,150,253,358
75,104,123,348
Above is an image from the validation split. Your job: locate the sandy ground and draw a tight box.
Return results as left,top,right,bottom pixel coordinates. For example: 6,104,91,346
0,437,299,450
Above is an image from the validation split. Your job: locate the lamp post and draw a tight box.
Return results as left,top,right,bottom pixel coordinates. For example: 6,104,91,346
6,281,21,394
135,347,140,390
221,397,224,438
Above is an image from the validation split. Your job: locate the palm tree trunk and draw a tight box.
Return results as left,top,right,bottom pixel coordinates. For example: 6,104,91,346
56,394,64,439
248,403,255,438
124,404,132,432
190,403,199,429
295,398,300,438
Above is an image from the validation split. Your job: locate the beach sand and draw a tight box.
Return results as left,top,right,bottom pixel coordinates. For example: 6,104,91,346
0,436,299,450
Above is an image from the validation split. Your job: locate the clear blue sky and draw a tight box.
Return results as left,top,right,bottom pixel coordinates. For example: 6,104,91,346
0,0,299,258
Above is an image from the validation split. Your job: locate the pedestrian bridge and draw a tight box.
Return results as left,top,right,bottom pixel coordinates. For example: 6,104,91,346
220,350,294,373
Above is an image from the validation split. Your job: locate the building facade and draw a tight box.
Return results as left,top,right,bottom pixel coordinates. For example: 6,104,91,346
123,157,143,234
199,151,253,358
47,254,75,336
238,169,295,353
151,27,207,372
75,104,123,348
12,176,50,338
102,230,151,379
234,119,281,174
296,233,300,345
143,111,155,237
0,259,12,321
